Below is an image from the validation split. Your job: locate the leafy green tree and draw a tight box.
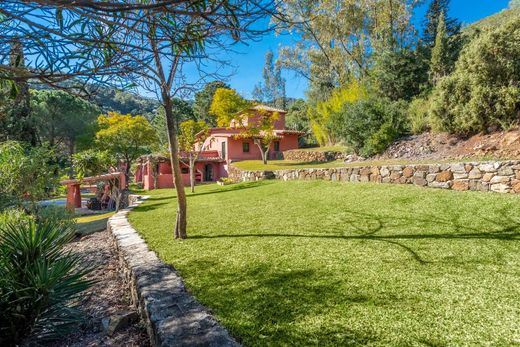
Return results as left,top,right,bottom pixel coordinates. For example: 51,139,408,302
422,0,461,47
0,141,57,209
430,12,449,86
331,98,407,157
193,81,229,126
31,89,101,155
370,49,429,101
0,40,37,145
178,120,210,193
428,16,520,134
286,99,315,146
95,112,158,184
311,81,366,146
72,149,116,179
252,50,286,109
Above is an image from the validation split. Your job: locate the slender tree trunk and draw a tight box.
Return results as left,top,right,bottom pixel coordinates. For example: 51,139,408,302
189,155,195,193
254,139,269,165
68,140,75,178
163,95,187,239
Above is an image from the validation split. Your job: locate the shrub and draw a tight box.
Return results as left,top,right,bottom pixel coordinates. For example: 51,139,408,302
331,98,407,157
428,16,520,134
0,218,92,345
0,141,58,210
407,97,431,134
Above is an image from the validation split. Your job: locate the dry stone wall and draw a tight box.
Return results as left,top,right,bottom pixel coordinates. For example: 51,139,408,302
282,149,345,162
108,197,239,347
229,161,520,194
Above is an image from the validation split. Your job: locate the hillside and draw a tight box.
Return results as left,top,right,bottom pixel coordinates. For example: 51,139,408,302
463,8,520,37
374,128,520,162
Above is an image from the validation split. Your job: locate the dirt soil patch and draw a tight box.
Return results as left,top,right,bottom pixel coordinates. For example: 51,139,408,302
51,230,150,347
374,128,520,161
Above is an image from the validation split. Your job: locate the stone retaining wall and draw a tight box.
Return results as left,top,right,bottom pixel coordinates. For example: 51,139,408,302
282,149,344,162
229,160,520,194
107,197,238,347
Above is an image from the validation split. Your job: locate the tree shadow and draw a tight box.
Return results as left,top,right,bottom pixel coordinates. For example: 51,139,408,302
186,181,275,198
190,207,520,265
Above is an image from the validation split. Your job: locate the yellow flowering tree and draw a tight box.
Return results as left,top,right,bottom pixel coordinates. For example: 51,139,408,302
310,81,366,145
96,112,158,185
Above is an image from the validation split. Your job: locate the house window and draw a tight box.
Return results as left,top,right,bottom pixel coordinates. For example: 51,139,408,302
242,142,250,153
181,167,189,174
221,142,226,159
274,141,280,152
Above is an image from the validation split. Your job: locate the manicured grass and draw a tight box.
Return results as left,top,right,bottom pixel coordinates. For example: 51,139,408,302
75,212,114,235
232,158,478,171
129,181,520,346
299,145,349,152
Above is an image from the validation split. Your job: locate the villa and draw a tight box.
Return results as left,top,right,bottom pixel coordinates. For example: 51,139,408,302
135,104,302,189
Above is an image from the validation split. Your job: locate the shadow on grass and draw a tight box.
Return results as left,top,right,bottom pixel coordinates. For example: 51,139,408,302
190,207,520,265
186,181,275,198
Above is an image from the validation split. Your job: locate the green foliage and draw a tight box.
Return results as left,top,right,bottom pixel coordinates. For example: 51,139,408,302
31,89,101,153
0,219,92,345
193,81,229,126
428,16,520,134
179,120,210,154
88,85,160,120
252,50,286,109
72,149,116,179
407,97,431,134
0,141,58,209
430,11,449,86
422,0,461,47
285,99,315,146
152,100,195,151
210,88,250,125
370,49,429,101
331,98,407,156
96,112,158,179
311,81,366,146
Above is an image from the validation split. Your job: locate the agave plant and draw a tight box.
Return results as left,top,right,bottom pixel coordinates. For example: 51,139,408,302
0,220,93,345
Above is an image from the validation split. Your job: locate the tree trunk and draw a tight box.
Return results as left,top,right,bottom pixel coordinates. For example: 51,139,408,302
68,140,75,178
163,95,187,239
254,139,269,165
189,155,195,193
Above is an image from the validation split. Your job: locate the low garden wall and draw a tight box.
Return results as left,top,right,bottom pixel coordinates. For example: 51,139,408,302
229,160,520,194
282,149,345,162
108,197,238,347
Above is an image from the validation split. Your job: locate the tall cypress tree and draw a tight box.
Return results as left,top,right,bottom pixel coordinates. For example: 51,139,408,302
430,12,449,86
423,0,461,47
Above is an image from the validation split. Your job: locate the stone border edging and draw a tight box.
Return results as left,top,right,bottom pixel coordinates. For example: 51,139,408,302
107,196,239,347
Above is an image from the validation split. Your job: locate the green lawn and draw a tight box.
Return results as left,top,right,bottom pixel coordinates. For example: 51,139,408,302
75,212,114,235
129,181,520,346
232,158,472,171
299,145,349,152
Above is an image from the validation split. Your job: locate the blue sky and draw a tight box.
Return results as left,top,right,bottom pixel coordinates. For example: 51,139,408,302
223,0,511,100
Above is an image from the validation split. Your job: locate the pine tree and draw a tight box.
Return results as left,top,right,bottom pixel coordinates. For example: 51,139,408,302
252,50,286,109
430,12,449,86
423,0,460,47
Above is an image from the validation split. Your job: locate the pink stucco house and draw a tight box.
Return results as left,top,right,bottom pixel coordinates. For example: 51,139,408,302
135,105,301,190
